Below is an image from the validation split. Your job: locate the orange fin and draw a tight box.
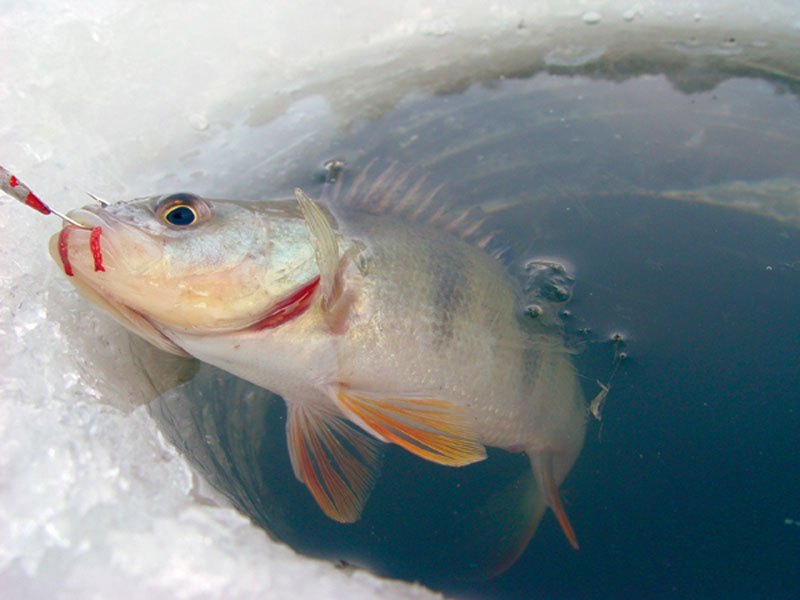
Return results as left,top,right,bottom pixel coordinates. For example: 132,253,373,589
530,451,580,549
335,389,487,466
452,468,548,580
286,405,383,523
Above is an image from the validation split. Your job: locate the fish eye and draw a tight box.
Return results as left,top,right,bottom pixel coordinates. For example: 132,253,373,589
155,193,211,228
164,204,197,226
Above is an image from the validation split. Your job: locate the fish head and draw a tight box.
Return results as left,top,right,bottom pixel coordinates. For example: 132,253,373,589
49,192,319,354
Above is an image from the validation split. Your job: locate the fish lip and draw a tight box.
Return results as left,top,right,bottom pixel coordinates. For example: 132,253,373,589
58,205,163,275
64,207,107,229
49,248,190,356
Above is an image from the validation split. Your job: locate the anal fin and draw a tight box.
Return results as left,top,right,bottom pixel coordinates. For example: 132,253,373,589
335,389,487,466
286,405,383,523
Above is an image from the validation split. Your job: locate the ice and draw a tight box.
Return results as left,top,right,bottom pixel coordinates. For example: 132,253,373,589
582,11,603,25
622,6,642,22
0,202,441,594
2,0,798,598
544,45,607,66
0,196,442,597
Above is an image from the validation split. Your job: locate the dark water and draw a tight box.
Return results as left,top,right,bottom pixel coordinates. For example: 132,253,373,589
148,72,800,599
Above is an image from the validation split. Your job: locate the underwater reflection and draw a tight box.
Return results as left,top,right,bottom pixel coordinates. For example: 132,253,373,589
149,362,554,581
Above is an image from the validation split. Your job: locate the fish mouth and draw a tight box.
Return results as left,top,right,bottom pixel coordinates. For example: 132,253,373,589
49,209,109,290
51,243,188,356
49,206,318,350
48,210,186,355
52,207,162,277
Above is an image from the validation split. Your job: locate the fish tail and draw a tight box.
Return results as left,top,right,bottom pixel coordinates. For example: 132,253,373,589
530,450,580,550
448,466,547,580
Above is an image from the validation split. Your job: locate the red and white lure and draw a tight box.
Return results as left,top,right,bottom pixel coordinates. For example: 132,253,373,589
1,164,106,273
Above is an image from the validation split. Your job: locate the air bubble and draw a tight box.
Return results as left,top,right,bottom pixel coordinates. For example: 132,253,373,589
526,304,543,318
322,156,346,183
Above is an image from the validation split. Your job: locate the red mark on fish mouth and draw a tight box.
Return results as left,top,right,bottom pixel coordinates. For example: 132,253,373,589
57,226,105,276
58,227,74,276
248,276,320,331
90,227,105,272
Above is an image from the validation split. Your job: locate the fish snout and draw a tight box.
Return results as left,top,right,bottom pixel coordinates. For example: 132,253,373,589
50,208,162,277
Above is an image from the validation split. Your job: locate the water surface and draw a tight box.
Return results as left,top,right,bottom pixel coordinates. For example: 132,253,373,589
148,70,800,599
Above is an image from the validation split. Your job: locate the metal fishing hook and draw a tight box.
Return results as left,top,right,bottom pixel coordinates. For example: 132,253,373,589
85,191,110,207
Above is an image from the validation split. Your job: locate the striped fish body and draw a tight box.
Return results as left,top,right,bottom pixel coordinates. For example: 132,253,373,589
50,172,586,568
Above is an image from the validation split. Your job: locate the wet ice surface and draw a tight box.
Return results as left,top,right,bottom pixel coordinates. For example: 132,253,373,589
4,1,800,599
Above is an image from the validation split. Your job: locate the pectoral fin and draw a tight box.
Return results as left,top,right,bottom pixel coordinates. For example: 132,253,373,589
295,187,339,308
286,405,383,523
335,389,487,466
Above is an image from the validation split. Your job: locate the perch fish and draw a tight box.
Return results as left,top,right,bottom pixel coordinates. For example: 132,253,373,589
2,164,586,572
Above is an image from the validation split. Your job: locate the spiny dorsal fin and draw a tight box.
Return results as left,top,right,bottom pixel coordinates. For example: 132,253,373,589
321,161,509,253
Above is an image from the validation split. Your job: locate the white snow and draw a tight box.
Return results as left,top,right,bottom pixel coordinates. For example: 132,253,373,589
1,1,796,598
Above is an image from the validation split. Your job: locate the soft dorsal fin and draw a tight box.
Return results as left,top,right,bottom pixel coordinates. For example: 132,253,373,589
321,161,509,254
286,404,383,523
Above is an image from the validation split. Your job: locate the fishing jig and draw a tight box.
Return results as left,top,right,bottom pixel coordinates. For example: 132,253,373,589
1,164,108,273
